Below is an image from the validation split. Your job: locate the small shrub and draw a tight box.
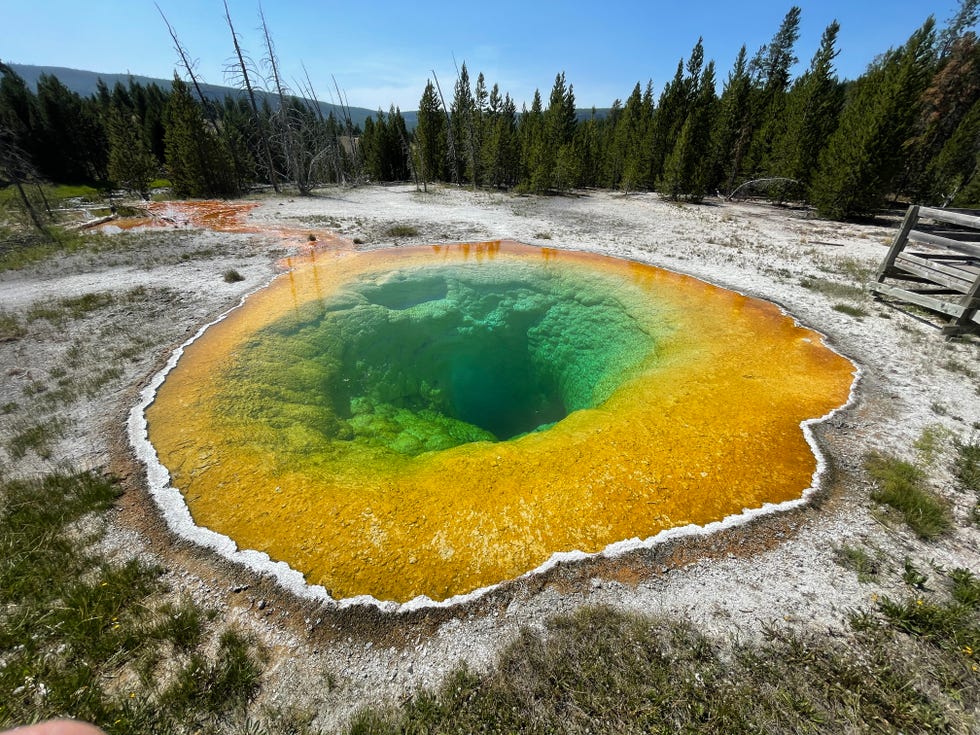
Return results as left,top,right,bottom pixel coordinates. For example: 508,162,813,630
534,231,553,240
865,453,952,539
223,268,245,283
385,224,420,238
902,558,929,590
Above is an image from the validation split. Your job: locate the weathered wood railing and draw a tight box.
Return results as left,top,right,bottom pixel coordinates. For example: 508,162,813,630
871,205,980,336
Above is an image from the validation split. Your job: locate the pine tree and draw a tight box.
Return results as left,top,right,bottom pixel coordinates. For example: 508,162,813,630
811,19,938,219
107,107,157,198
606,83,647,191
532,72,578,192
164,76,238,198
901,9,980,201
649,59,687,185
518,90,544,187
745,7,803,179
710,46,753,193
660,61,718,201
767,21,844,194
414,80,446,189
450,63,476,185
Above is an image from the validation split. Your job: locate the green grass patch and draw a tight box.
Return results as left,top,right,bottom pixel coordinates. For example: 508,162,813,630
833,543,881,582
0,310,26,342
832,303,868,317
914,424,953,467
27,291,115,325
352,596,978,734
223,268,245,283
954,439,980,494
800,276,866,300
8,417,67,460
385,224,420,238
865,452,952,540
0,472,266,733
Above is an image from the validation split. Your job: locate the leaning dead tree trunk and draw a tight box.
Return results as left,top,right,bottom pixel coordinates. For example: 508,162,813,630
0,123,52,238
223,0,280,192
431,71,460,186
155,4,218,129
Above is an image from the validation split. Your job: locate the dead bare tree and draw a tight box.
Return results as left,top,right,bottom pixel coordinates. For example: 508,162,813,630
257,5,306,192
222,0,280,192
0,124,51,237
332,76,364,185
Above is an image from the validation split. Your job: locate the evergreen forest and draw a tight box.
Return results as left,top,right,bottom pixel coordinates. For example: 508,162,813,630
2,3,980,220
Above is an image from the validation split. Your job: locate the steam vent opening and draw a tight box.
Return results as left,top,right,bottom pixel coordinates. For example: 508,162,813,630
144,241,856,605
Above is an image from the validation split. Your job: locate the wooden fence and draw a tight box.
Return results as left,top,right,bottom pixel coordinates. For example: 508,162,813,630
871,205,980,336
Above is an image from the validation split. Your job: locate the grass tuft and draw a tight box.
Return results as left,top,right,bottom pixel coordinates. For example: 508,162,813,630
865,452,951,539
833,543,881,582
832,303,868,317
223,268,245,283
0,311,26,342
954,439,980,494
385,224,420,238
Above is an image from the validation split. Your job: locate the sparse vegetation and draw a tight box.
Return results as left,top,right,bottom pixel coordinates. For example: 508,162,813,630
0,472,268,733
351,579,979,734
0,310,25,342
832,303,868,317
865,452,952,539
799,276,865,300
385,224,420,238
7,417,67,460
223,268,245,283
833,543,881,582
914,424,953,466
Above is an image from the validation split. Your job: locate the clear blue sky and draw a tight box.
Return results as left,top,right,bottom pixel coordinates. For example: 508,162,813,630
0,1,967,111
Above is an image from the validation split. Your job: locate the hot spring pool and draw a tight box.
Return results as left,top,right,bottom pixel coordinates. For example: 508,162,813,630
140,241,855,605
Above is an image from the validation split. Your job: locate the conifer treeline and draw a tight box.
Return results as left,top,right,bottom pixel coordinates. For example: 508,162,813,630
0,65,362,201
364,4,980,219
1,3,979,220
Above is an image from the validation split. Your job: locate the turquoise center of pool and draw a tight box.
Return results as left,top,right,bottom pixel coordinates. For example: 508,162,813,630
221,261,659,457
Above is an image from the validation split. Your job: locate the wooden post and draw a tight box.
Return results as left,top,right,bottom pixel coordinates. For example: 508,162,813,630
943,270,980,335
874,204,919,283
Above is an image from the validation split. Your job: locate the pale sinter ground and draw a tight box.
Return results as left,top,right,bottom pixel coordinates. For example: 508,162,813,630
1,185,977,731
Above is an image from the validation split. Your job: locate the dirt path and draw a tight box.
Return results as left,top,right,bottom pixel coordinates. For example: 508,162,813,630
1,185,977,731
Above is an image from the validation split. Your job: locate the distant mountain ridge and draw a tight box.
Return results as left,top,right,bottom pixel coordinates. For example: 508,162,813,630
6,64,611,129
6,63,409,129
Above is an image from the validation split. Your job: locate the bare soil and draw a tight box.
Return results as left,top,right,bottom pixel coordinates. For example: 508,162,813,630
1,185,978,731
